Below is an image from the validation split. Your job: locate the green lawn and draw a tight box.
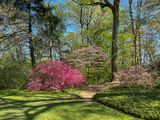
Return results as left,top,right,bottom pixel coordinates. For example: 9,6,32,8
0,90,138,120
94,85,160,120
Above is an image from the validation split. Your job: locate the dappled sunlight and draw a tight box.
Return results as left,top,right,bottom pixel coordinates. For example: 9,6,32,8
94,87,160,120
0,90,138,120
0,0,159,120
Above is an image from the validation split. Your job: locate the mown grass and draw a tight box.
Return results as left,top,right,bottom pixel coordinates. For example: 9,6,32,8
0,90,138,120
94,83,160,120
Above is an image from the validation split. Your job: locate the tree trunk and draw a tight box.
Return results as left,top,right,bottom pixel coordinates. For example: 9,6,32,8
111,2,119,81
134,36,138,65
57,38,62,60
80,5,84,43
49,44,53,61
137,0,143,64
28,0,36,68
129,0,138,65
129,0,143,65
138,31,142,64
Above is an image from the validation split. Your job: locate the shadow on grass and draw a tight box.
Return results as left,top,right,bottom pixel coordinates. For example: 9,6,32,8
94,87,160,101
1,90,117,120
0,90,138,120
0,93,88,120
93,87,160,120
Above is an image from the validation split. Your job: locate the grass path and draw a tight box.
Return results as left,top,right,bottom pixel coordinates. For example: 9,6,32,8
0,90,139,120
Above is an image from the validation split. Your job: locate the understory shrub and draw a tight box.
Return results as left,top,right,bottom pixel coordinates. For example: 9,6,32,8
115,66,154,88
65,45,110,84
151,71,160,81
27,60,86,91
149,57,160,72
0,55,30,89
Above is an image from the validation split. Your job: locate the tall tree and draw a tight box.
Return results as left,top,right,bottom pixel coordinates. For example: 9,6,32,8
72,0,120,81
128,0,143,65
0,0,63,67
28,0,36,68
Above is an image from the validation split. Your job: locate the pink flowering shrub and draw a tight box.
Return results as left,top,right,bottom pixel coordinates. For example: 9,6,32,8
115,66,154,88
66,45,107,68
27,60,86,91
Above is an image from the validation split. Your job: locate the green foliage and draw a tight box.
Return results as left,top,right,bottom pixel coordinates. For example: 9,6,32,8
151,71,160,81
94,86,160,120
0,90,138,120
81,64,111,84
150,58,160,71
0,55,30,89
65,45,110,84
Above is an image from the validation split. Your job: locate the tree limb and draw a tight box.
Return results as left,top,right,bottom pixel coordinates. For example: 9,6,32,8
72,0,113,9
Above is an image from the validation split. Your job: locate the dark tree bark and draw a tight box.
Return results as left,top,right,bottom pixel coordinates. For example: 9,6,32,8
49,41,53,61
57,38,63,60
96,0,120,81
48,25,53,61
110,1,120,80
80,5,84,43
28,0,36,68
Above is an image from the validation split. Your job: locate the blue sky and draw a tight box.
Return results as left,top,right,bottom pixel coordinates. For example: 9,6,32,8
51,0,129,32
52,0,128,7
120,0,128,7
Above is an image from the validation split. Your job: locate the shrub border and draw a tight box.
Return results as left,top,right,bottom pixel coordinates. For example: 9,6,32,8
93,95,158,120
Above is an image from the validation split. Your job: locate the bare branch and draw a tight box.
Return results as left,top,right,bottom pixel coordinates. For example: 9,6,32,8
72,0,112,9
104,0,112,7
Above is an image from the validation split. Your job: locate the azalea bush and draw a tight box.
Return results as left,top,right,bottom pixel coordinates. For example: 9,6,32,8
27,60,86,91
115,66,154,88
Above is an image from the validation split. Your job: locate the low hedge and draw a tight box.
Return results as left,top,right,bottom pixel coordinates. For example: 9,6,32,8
94,87,160,120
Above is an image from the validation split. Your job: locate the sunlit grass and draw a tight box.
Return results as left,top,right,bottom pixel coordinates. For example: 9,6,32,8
0,90,138,120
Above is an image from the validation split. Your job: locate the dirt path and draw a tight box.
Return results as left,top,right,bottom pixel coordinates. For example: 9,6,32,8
79,90,96,99
78,81,121,99
78,81,120,99
77,82,140,120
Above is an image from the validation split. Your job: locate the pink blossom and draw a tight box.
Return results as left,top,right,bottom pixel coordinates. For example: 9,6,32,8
27,60,86,91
